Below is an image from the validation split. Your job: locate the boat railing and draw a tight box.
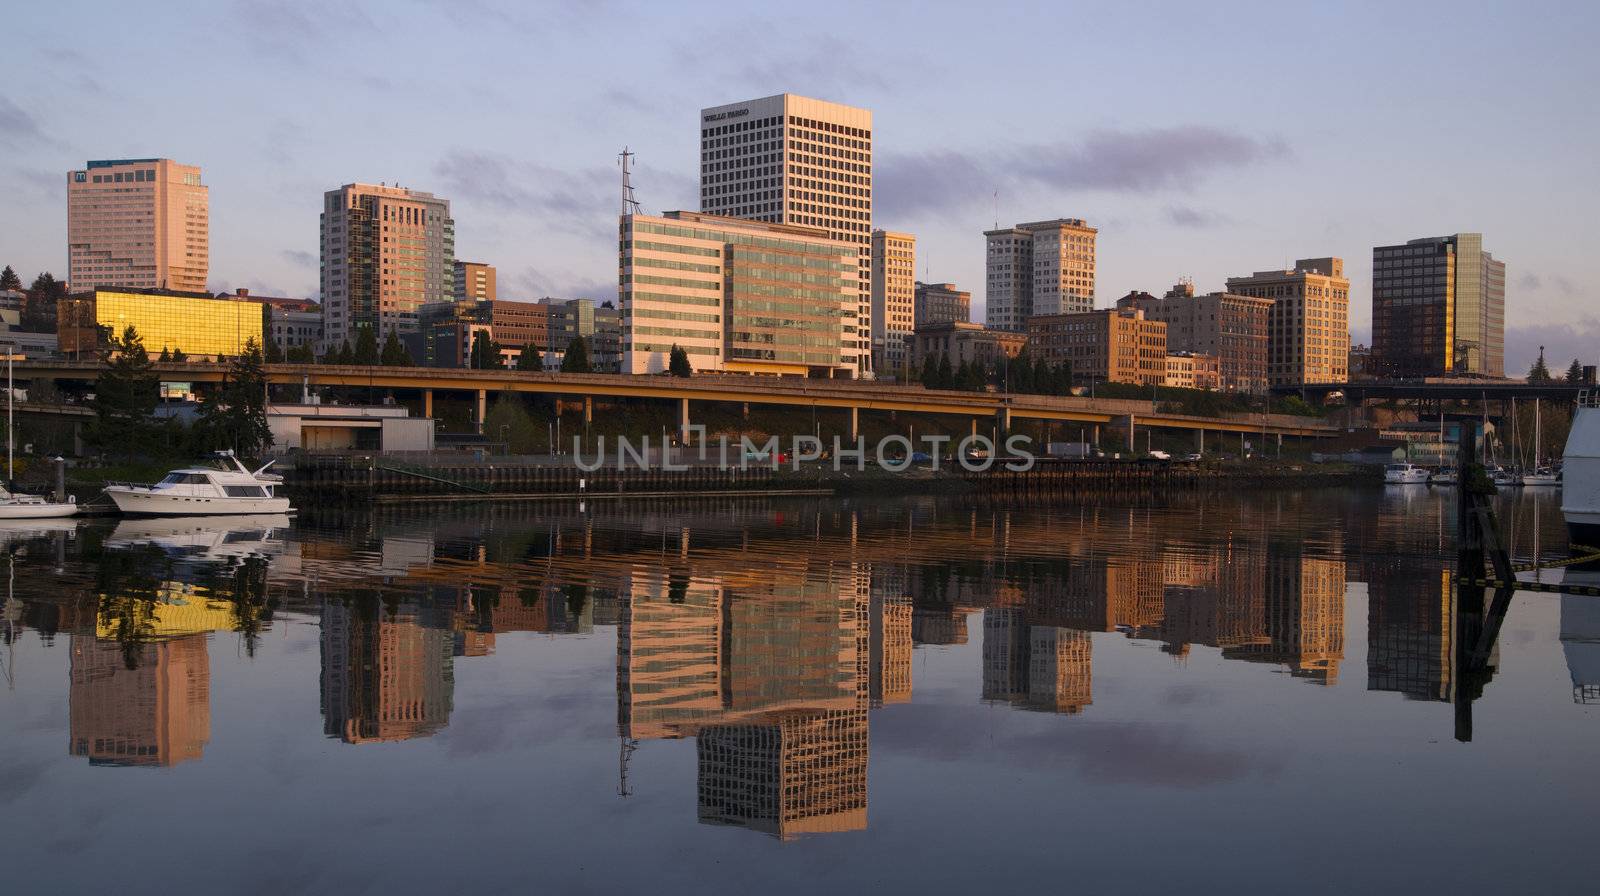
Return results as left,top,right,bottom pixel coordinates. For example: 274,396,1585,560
1579,389,1599,409
104,480,157,490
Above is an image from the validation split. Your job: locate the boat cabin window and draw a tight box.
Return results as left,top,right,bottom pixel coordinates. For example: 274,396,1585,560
1385,464,1407,472
160,472,213,485
223,485,269,498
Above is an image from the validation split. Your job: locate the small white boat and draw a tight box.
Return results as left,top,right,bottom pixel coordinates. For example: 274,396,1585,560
1489,465,1520,488
1384,463,1430,485
1522,467,1561,487
0,486,77,519
104,452,293,516
1431,467,1459,486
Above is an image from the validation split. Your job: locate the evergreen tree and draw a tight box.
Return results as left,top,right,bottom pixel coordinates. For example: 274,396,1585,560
469,331,504,369
170,347,187,363
1528,347,1552,384
920,354,938,389
158,347,172,363
335,339,355,365
89,325,160,457
1012,350,1036,394
380,329,411,366
0,265,20,291
194,338,273,457
353,325,380,366
668,344,693,377
517,342,543,372
287,344,315,364
935,353,954,389
561,336,592,373
1567,358,1587,384
265,338,285,364
22,272,67,333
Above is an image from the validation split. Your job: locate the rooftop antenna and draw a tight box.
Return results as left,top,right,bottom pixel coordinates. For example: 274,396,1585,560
993,189,999,230
619,148,643,217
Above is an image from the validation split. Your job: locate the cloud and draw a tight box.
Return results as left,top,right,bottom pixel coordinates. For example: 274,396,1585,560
1164,205,1232,229
1518,270,1578,297
1505,317,1600,377
281,249,316,268
434,150,614,218
877,126,1289,219
730,33,892,96
224,0,380,63
509,267,615,303
0,96,52,149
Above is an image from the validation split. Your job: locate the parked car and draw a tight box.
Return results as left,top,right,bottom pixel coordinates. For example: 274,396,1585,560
1182,452,1203,462
1148,450,1172,461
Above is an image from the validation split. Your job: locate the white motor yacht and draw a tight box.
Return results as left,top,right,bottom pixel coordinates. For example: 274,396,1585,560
0,485,77,519
104,452,293,516
1564,392,1600,550
1383,463,1431,485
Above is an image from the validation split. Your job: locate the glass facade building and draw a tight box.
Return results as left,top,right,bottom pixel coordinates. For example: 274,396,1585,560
1371,234,1505,378
59,289,265,359
620,211,854,376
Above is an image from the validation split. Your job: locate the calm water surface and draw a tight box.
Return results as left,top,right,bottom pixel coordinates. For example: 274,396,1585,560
2,487,1597,894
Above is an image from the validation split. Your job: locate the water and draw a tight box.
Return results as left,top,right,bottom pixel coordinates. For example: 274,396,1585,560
2,487,1596,894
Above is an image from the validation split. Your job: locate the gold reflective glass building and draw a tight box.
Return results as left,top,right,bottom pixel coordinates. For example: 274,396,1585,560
59,288,266,359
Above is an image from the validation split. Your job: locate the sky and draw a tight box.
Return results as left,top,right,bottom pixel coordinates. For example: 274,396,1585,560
3,0,1597,374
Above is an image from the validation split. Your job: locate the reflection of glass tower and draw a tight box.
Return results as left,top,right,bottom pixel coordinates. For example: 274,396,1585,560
981,610,1092,713
1226,549,1345,684
320,600,454,743
696,709,869,840
870,584,913,707
1368,568,1455,700
68,634,210,767
1560,594,1600,704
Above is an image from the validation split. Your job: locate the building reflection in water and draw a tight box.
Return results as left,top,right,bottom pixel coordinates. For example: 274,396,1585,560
68,633,211,767
617,563,873,839
1560,593,1600,704
320,598,455,744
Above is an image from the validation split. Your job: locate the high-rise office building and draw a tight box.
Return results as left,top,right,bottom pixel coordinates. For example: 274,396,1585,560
1226,257,1351,386
620,211,855,377
869,230,915,376
984,218,1096,330
914,281,971,328
453,261,496,302
1370,234,1504,377
320,183,455,347
700,93,873,376
67,158,208,292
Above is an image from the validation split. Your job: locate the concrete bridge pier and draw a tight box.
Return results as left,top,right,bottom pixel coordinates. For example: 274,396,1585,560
1196,428,1205,454
679,398,692,444
584,396,593,426
849,406,859,443
475,389,486,434
1127,415,1136,455
423,388,434,419
995,407,1012,440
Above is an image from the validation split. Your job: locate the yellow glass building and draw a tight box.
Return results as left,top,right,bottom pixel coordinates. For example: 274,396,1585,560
60,289,265,359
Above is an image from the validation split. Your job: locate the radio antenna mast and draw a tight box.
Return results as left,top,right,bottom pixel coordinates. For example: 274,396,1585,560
619,147,643,217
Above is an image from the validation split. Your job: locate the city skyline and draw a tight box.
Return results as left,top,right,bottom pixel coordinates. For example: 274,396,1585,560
3,2,1596,374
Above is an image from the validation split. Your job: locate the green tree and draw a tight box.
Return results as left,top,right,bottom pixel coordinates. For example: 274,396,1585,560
517,342,543,372
286,344,315,364
469,331,504,369
561,336,592,373
935,353,953,389
335,339,355,365
668,344,693,377
353,325,380,366
483,396,542,453
1011,350,1036,394
89,325,160,457
170,347,188,363
380,329,411,366
158,347,172,363
920,354,938,389
22,272,67,333
1567,358,1587,384
194,338,273,457
1528,348,1553,384
0,265,20,291
265,338,284,364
